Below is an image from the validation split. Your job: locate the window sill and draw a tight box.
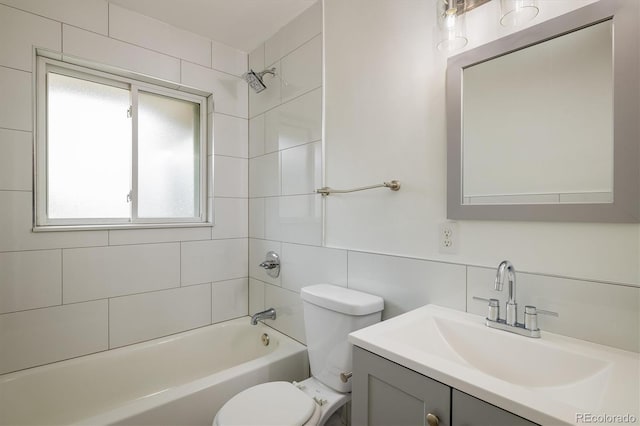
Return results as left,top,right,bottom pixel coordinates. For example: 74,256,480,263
32,222,214,232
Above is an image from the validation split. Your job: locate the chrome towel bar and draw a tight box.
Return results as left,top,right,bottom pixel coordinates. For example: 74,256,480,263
316,180,401,196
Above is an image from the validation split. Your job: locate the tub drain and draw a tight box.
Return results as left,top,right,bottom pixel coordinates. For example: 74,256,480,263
261,333,270,346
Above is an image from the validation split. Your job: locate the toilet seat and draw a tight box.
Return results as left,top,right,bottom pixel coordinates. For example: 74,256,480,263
214,381,320,426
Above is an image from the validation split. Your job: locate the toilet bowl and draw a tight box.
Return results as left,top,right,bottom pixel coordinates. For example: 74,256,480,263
213,284,384,426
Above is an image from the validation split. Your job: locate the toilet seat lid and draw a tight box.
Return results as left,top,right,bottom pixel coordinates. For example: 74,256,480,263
216,381,316,426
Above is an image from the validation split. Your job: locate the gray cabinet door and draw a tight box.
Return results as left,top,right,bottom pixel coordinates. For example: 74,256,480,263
451,390,538,426
352,347,451,426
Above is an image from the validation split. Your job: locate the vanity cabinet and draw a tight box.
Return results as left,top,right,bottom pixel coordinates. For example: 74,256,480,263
352,347,538,426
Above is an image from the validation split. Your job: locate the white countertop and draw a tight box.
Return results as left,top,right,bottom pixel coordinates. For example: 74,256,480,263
348,305,640,426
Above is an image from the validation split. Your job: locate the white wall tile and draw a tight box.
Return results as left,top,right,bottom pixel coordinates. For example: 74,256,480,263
0,66,32,131
249,114,266,158
249,153,280,197
249,198,265,239
466,267,640,352
281,35,322,103
0,191,108,252
249,278,266,315
265,1,323,66
212,197,248,239
213,113,248,158
212,41,247,76
109,4,211,67
109,284,211,348
264,284,306,344
181,61,248,118
281,142,322,195
249,238,282,286
62,25,180,83
108,227,211,246
265,195,322,246
265,88,322,152
0,250,61,314
348,252,467,320
0,300,108,374
63,243,180,303
0,129,32,191
212,278,248,323
0,0,108,35
249,44,265,72
214,155,248,198
282,243,347,293
0,4,61,72
249,61,281,118
181,239,248,286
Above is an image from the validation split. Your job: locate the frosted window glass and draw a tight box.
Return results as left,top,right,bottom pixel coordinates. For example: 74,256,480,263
47,73,131,219
138,91,199,218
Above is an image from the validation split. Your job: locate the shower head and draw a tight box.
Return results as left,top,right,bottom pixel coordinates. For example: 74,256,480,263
242,68,276,93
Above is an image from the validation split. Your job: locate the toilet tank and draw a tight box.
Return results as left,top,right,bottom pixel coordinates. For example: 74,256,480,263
300,284,384,393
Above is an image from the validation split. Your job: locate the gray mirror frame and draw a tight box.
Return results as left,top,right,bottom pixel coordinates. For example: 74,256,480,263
447,0,639,222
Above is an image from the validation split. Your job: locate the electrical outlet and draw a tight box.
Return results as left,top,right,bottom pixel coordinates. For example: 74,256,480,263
439,222,458,254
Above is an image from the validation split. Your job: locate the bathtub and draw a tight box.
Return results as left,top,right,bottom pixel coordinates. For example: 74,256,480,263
0,317,309,426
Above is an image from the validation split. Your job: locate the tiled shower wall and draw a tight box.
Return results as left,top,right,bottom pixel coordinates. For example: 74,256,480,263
0,1,249,375
248,1,640,353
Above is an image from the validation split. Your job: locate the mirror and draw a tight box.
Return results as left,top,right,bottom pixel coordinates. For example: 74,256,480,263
447,0,639,222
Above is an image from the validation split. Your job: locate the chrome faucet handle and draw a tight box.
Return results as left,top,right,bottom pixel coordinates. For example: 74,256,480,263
537,308,559,317
487,298,500,322
259,251,280,278
524,306,538,331
259,260,278,269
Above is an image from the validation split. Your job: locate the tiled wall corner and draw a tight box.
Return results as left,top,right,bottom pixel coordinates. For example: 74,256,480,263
264,284,306,344
212,278,249,323
0,2,249,374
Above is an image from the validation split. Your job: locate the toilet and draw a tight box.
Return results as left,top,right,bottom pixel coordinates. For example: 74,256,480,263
213,284,384,426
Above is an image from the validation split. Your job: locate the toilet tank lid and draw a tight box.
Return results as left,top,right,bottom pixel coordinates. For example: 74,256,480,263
300,284,384,315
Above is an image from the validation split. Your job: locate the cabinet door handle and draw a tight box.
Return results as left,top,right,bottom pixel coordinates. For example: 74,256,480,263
426,413,439,426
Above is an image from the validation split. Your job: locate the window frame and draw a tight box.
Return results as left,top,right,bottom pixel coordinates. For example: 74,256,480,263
35,55,211,230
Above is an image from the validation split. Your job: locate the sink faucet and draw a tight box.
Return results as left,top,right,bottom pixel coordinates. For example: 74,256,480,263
251,308,276,325
485,260,541,338
495,260,517,326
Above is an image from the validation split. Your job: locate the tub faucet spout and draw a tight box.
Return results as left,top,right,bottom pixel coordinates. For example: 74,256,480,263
251,308,276,325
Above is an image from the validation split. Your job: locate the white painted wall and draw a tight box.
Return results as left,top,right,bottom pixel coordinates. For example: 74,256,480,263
0,0,249,374
324,0,639,286
247,0,638,353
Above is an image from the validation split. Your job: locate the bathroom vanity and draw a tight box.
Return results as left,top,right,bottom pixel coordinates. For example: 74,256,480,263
348,305,639,426
352,346,536,426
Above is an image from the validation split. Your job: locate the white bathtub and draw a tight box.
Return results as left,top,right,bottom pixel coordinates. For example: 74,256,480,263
0,317,309,426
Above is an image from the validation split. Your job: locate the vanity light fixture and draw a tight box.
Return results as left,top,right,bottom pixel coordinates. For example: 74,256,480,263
500,0,539,27
436,0,469,52
436,0,539,52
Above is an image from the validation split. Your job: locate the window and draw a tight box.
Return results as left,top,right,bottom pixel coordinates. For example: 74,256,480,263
35,56,209,229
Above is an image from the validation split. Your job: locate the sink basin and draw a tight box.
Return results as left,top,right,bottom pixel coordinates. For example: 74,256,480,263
348,304,639,425
432,316,611,388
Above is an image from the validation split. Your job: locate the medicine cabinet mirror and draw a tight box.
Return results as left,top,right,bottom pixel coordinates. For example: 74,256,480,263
446,0,639,222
